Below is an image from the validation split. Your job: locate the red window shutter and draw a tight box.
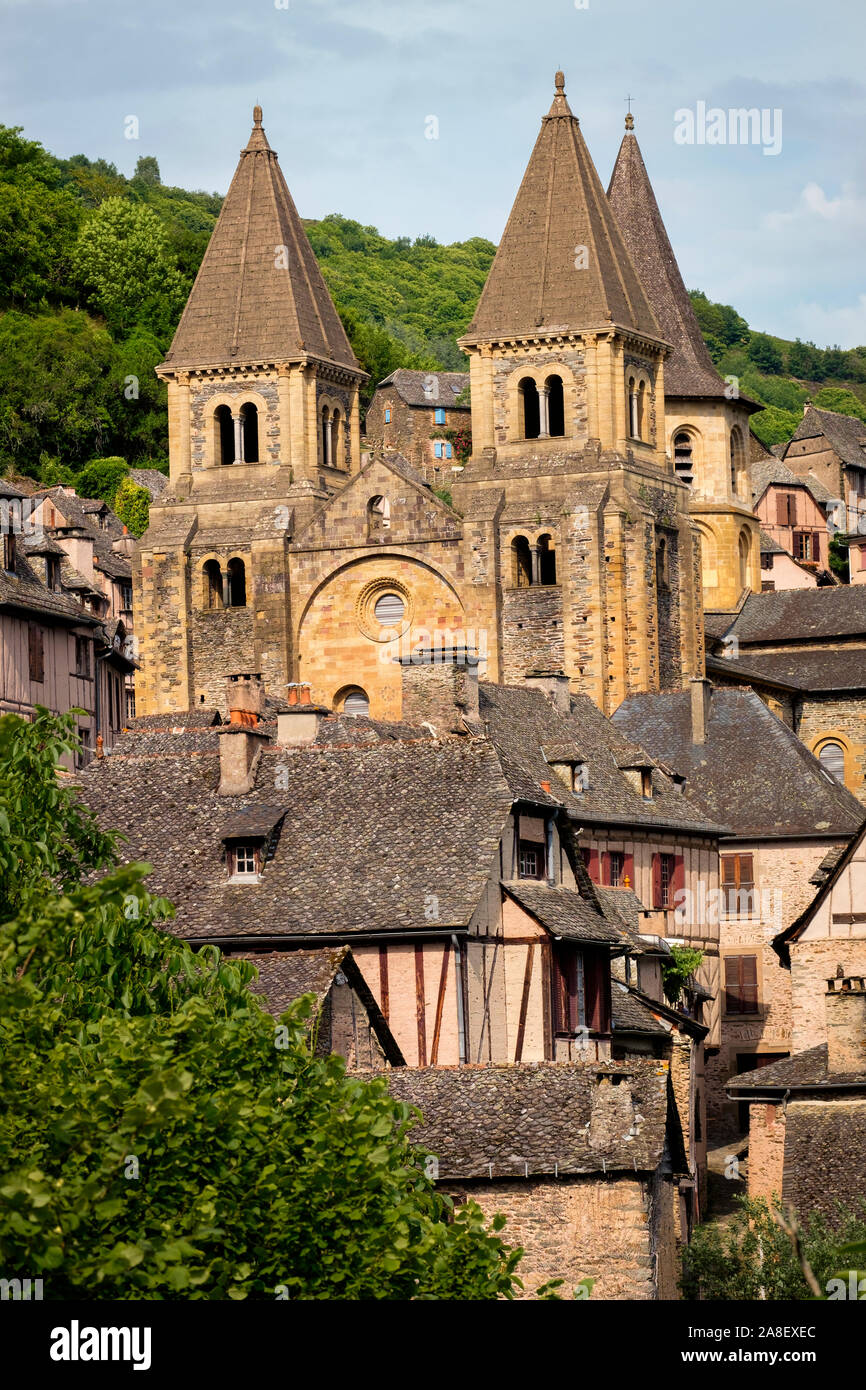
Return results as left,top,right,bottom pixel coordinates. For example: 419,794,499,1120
651,853,662,908
775,494,787,526
584,951,609,1033
622,852,634,890
28,624,44,683
601,851,611,886
584,848,599,883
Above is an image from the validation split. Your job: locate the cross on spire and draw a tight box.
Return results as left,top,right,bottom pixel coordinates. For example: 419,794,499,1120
624,95,635,131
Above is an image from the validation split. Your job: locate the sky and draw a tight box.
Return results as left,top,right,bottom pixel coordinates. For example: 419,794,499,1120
3,0,866,346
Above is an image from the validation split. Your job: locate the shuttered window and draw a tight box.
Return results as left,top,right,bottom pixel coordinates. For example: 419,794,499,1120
434,408,446,424
373,593,405,626
776,492,795,526
721,854,755,916
724,955,759,1014
651,852,684,909
343,688,370,716
552,945,585,1033
818,742,845,783
28,624,44,683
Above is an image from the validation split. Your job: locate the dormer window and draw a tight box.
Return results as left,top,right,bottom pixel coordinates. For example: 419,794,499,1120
518,841,545,879
573,762,589,793
641,768,653,800
230,844,260,880
2,532,16,572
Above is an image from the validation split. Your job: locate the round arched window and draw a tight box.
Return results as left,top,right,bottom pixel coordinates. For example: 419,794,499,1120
373,592,405,626
342,688,370,717
818,742,846,783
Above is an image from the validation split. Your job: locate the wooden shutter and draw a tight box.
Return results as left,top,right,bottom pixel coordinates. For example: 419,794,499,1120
651,853,662,908
622,852,635,890
721,854,737,915
583,847,599,883
725,954,759,1015
28,624,44,683
601,851,611,886
672,855,686,901
584,950,609,1033
738,854,754,887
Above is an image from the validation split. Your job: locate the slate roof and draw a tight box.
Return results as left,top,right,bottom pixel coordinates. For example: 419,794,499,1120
503,881,632,947
35,487,133,582
479,682,720,835
707,648,866,693
0,550,100,626
718,587,866,645
77,725,514,943
611,982,669,1035
381,1059,679,1178
758,529,786,556
788,406,866,472
782,1099,866,1226
726,1043,866,1091
607,122,729,400
161,108,360,373
612,687,864,839
130,468,169,500
752,455,829,506
377,369,469,409
462,76,662,346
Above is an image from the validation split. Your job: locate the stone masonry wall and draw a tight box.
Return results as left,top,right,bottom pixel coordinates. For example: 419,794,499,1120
747,1100,786,1201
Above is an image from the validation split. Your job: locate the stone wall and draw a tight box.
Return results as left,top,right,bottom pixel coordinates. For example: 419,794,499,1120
797,692,866,805
789,938,866,1052
747,1099,786,1201
444,1171,676,1299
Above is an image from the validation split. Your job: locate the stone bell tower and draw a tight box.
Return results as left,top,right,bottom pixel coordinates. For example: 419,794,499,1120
453,74,705,714
135,107,367,716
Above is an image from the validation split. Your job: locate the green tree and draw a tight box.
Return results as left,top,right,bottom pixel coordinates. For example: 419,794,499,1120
0,711,525,1300
750,405,801,449
747,332,784,375
787,339,822,380
681,1195,866,1300
133,156,161,188
75,457,130,506
660,947,703,1006
113,476,151,536
73,197,188,337
813,386,866,422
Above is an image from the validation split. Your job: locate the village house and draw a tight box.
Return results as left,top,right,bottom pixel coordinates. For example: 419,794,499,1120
752,456,835,585
703,587,866,803
611,681,864,1137
784,404,866,537
0,478,134,758
30,485,138,718
758,529,823,592
364,369,471,484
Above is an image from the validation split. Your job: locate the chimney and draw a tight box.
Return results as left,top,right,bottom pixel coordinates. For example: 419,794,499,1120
397,645,480,733
689,677,712,745
218,675,270,795
524,669,571,714
825,974,866,1075
277,683,330,747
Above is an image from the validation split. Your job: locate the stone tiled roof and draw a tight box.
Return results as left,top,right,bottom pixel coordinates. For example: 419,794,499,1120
752,456,827,505
35,487,132,581
723,587,866,645
480,682,720,834
129,468,169,499
750,431,775,464
77,727,513,942
462,76,662,346
612,687,864,839
758,529,786,555
611,981,669,1035
783,1100,866,1226
607,123,728,399
377,369,469,408
726,1043,866,1091
503,881,632,946
381,1059,677,1177
809,843,848,886
788,406,866,472
0,551,99,626
707,648,866,693
161,108,360,373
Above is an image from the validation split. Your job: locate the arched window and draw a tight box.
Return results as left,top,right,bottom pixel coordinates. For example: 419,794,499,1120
341,687,370,717
227,557,246,608
373,592,405,627
519,378,540,440
738,530,751,592
636,380,647,440
674,431,694,485
818,741,846,783
656,537,669,591
367,495,390,535
203,559,223,610
627,377,638,438
546,375,564,438
321,405,332,468
730,427,744,496
332,408,342,469
215,405,235,466
538,534,557,584
240,403,259,463
512,535,532,588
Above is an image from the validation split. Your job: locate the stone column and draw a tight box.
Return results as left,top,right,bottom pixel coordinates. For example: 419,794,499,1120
221,570,230,608
232,414,243,465
538,386,550,439
324,417,333,469
531,546,542,585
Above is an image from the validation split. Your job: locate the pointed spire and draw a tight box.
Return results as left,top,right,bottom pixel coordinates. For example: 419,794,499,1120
607,124,727,398
162,110,359,373
464,75,661,344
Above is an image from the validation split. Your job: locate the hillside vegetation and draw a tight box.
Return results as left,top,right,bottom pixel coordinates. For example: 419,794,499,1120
1,122,864,507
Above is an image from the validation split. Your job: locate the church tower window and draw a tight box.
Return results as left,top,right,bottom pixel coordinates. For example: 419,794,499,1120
321,405,332,468
730,426,744,496
203,559,223,609
519,378,540,440
216,405,235,466
673,431,694,485
511,536,533,587
636,380,646,440
227,557,247,608
545,375,565,437
538,534,557,585
240,403,259,463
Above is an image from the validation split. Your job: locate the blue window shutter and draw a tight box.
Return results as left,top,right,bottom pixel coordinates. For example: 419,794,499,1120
446,443,453,459
434,442,443,459
435,407,445,424
385,408,391,422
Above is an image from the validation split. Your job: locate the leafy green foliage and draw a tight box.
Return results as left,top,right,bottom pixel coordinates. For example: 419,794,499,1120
113,477,151,537
660,946,704,1006
812,386,866,422
681,1195,866,1300
0,710,526,1300
747,332,784,375
75,457,130,507
750,406,804,449
73,197,188,339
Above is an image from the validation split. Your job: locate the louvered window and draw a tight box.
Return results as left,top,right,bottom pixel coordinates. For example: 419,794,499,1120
343,688,370,716
818,742,845,783
373,593,405,626
724,955,758,1015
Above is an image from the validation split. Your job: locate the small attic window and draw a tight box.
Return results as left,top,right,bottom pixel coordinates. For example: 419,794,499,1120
641,768,653,800
229,844,260,880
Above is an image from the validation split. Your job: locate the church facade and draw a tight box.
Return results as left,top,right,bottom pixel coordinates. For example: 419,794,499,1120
135,78,759,721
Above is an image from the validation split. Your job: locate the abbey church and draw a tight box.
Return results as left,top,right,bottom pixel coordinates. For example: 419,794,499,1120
135,75,761,720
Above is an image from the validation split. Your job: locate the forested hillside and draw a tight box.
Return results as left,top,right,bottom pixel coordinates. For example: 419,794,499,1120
2,121,864,511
